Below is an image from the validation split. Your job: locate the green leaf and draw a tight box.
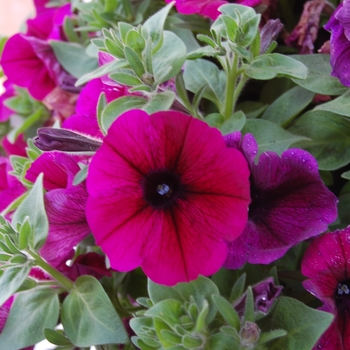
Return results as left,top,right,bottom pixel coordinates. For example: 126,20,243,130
267,297,333,350
208,332,238,350
100,96,147,133
124,46,146,77
245,53,307,80
143,91,175,114
243,287,254,323
242,119,309,155
258,329,288,345
0,263,32,307
291,54,347,95
125,30,146,56
152,31,187,84
142,2,174,52
147,279,183,304
314,89,350,117
12,173,48,250
262,86,315,126
75,59,128,86
145,299,183,328
61,275,128,347
288,110,350,170
50,41,98,78
73,164,89,186
0,288,60,349
109,70,144,86
220,110,246,134
212,295,240,330
174,276,219,323
184,59,226,109
229,273,246,303
44,329,73,346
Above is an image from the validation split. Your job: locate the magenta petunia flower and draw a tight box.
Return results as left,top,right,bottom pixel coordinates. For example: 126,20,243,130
1,34,64,100
302,228,350,350
86,110,251,286
224,132,338,269
25,152,90,269
324,0,350,86
165,0,262,20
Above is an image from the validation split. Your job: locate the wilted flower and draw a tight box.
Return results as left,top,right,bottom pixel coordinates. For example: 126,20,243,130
164,0,262,20
302,227,350,350
25,152,90,269
86,110,250,286
224,132,338,269
324,0,350,86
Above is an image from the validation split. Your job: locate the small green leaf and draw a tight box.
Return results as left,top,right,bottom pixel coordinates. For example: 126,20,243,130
73,164,89,186
109,70,144,86
220,110,246,134
229,273,246,303
212,295,240,330
142,2,174,52
143,91,175,114
243,287,254,323
18,216,32,250
50,41,98,78
147,279,183,304
75,59,128,86
61,275,128,347
258,329,287,345
124,46,146,77
0,263,32,307
174,276,219,323
0,288,60,349
125,30,146,56
44,328,73,346
12,173,48,250
245,53,307,80
145,299,183,328
100,96,147,133
97,91,107,135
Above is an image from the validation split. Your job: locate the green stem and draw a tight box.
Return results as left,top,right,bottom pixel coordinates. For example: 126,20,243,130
223,54,239,120
28,250,74,291
231,74,249,112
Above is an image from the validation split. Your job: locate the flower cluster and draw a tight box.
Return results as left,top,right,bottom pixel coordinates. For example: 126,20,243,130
0,0,349,349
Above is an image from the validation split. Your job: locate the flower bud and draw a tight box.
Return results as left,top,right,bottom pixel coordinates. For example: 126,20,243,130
34,127,102,152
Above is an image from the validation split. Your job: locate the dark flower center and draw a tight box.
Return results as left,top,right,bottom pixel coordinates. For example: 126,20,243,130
335,278,350,317
142,170,183,209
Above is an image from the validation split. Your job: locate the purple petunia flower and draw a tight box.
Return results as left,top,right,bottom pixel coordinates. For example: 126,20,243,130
25,152,90,269
302,227,350,350
224,132,338,269
86,110,251,286
324,0,350,86
164,0,262,20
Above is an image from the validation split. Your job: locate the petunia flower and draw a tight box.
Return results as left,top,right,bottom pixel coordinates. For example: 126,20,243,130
302,227,350,349
324,0,350,86
1,34,65,101
165,0,262,20
224,132,338,269
86,110,251,286
25,152,90,269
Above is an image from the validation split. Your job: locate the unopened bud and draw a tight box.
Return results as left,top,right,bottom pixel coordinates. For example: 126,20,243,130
34,127,102,152
240,321,260,348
